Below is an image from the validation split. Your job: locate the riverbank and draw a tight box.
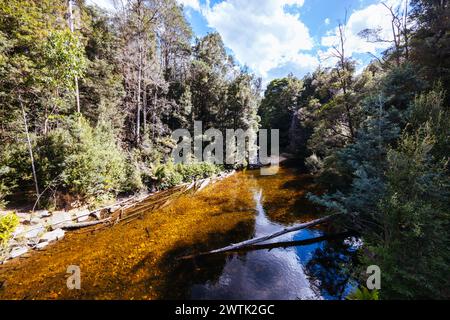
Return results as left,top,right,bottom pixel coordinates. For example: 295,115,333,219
0,170,235,264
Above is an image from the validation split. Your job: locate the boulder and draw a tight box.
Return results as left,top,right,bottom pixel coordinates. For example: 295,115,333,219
49,211,73,229
40,228,65,243
24,225,45,239
9,246,28,259
73,209,90,222
35,242,49,250
108,206,121,213
197,178,211,192
16,212,31,223
30,217,43,225
12,225,25,238
91,211,102,220
35,210,51,218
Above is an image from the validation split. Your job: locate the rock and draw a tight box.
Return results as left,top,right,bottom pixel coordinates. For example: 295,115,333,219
49,211,73,229
35,210,51,218
40,228,65,243
16,212,31,222
9,246,28,259
12,225,25,238
24,225,45,239
186,181,196,191
35,242,49,250
73,209,90,222
197,178,211,192
108,206,121,213
26,238,40,247
30,217,42,225
91,211,102,220
7,239,19,247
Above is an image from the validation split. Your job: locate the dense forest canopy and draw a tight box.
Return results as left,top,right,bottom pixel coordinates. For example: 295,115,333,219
0,0,449,299
0,0,261,207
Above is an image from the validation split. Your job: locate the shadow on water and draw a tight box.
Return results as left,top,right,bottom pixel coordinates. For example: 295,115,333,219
132,219,256,300
145,165,360,300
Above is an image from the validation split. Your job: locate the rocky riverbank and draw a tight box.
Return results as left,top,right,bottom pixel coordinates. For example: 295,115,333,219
0,170,235,264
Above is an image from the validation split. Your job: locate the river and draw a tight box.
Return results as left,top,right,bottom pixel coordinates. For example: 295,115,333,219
0,163,359,300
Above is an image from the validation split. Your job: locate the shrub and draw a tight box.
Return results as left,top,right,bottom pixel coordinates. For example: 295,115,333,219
151,161,183,190
122,151,146,193
36,116,127,204
0,146,19,209
372,125,450,299
149,161,222,190
0,212,19,247
346,287,379,300
176,162,222,181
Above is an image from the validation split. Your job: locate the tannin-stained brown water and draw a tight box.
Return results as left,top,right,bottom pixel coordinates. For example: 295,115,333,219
0,164,359,300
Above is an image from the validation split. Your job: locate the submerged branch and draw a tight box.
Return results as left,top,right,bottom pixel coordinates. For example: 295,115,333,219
179,214,342,260
179,230,354,260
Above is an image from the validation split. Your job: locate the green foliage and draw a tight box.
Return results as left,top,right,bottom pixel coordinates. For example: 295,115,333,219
259,75,303,149
380,63,426,111
409,87,449,160
42,30,87,90
0,148,18,208
151,161,184,190
176,162,223,182
35,116,127,204
346,287,379,300
309,88,450,299
79,6,125,130
150,161,222,190
0,213,19,247
372,123,450,299
410,0,450,104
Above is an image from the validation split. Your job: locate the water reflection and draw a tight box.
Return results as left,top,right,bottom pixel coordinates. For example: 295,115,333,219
188,175,359,300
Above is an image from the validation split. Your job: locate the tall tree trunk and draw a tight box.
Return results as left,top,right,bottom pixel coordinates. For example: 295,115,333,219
68,0,81,114
337,21,355,140
143,84,147,135
20,98,40,205
403,0,409,60
136,47,142,145
136,6,143,146
152,88,157,141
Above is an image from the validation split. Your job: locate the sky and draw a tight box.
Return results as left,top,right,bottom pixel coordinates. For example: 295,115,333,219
88,0,406,85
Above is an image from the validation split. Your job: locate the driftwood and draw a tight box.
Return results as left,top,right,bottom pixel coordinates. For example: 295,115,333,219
179,230,354,260
90,195,139,216
61,218,113,230
180,214,341,260
51,172,236,233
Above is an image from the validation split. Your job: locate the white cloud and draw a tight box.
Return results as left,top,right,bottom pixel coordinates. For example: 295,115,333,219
176,0,201,11
201,0,317,82
324,18,330,25
320,0,405,65
87,0,116,11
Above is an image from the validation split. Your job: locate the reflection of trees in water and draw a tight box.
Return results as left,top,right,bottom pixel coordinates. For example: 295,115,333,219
153,218,256,299
158,173,263,299
305,240,359,300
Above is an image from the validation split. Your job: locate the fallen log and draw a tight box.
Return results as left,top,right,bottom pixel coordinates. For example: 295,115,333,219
181,214,341,259
179,230,354,260
61,217,112,230
89,195,139,217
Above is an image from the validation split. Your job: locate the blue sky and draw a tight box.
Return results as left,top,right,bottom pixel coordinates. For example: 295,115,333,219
90,0,406,84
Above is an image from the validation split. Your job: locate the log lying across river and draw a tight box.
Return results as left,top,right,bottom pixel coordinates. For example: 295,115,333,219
179,214,341,260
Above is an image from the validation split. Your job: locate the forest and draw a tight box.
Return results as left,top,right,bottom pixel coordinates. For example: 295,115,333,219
0,0,449,300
